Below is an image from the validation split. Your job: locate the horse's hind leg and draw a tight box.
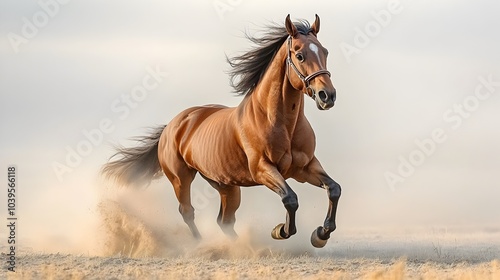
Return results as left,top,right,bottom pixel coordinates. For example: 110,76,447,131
162,160,201,239
201,175,241,238
215,185,241,238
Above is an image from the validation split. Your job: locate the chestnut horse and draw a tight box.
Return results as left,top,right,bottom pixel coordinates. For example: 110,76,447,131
102,14,341,248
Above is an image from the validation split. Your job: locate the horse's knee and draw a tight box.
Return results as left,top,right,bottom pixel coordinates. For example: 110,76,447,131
282,192,299,212
328,182,341,201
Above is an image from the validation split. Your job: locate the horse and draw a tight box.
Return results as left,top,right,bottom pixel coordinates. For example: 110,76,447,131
102,14,341,248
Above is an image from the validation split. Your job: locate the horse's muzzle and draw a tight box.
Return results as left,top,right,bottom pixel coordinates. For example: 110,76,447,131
315,88,336,110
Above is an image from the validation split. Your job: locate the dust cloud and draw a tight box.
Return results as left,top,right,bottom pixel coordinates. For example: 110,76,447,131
81,177,290,260
4,169,499,279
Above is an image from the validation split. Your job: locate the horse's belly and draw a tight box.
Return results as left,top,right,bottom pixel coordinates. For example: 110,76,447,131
190,144,254,186
179,109,255,186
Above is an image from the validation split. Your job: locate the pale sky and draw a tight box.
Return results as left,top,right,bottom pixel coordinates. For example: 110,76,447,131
1,0,499,249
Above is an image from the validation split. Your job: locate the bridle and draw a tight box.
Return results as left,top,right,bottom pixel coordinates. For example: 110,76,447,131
286,36,331,100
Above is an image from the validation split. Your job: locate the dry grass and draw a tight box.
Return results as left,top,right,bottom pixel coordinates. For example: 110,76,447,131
3,199,499,279
3,254,499,280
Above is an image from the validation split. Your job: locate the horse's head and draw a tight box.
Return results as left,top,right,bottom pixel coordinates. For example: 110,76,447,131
285,14,336,110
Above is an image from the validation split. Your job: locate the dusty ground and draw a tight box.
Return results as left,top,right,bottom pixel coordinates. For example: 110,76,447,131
2,253,499,280
3,229,499,279
2,250,500,279
2,200,499,279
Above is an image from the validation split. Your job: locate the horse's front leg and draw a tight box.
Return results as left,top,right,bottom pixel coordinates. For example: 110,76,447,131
253,161,298,239
296,157,341,248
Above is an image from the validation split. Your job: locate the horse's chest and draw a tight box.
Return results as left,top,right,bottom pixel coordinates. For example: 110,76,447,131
274,144,313,174
268,128,314,173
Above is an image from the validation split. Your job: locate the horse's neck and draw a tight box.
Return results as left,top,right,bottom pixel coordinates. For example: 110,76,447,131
246,44,304,132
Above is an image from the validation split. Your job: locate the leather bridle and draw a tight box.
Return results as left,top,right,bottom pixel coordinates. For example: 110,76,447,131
286,36,331,100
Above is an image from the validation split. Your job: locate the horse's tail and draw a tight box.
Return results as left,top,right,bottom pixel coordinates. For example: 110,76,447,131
101,125,166,188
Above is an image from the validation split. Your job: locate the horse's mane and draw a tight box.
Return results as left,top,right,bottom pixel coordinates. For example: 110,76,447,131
227,20,313,96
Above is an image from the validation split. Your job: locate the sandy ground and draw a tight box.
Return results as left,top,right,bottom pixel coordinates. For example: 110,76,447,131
2,200,499,279
3,228,499,279
2,253,499,280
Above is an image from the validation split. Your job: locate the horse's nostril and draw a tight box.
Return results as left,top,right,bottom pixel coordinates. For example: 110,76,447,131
318,90,328,102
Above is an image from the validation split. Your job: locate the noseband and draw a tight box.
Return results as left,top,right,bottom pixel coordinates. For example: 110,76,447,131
286,36,331,100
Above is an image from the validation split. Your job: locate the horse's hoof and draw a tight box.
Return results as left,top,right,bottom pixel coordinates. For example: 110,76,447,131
311,227,328,248
271,223,288,240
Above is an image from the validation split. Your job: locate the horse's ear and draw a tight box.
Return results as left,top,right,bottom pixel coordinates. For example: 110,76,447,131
285,14,298,38
311,14,320,35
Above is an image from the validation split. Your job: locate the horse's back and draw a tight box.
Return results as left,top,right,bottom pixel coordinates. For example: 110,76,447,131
172,104,229,122
162,104,230,147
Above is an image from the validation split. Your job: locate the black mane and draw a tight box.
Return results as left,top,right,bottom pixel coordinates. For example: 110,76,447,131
227,20,313,96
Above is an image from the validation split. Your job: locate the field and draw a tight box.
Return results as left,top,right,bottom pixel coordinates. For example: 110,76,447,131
2,193,499,279
4,223,499,279
3,253,500,279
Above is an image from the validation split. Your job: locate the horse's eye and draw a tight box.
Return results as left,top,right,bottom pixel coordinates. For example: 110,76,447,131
295,53,304,62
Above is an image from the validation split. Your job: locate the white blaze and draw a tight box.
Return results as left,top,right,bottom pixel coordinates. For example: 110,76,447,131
309,43,323,68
